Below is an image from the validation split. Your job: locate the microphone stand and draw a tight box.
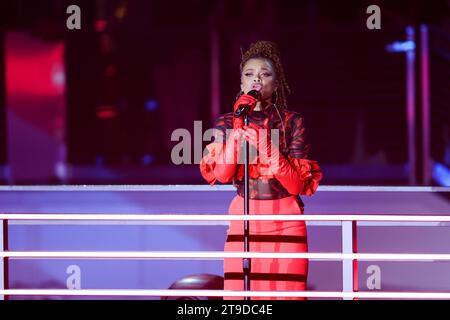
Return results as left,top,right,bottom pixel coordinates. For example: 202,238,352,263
234,91,259,300
242,114,251,300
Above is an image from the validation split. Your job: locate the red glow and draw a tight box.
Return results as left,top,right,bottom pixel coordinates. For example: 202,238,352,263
6,33,65,97
96,106,118,119
95,19,108,32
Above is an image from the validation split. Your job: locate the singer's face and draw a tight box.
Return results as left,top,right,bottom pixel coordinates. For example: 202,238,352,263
241,58,278,102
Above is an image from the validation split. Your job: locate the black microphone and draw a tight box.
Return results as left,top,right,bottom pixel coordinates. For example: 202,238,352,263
234,90,261,118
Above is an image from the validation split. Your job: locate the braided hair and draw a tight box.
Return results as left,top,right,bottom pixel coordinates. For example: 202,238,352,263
240,40,290,109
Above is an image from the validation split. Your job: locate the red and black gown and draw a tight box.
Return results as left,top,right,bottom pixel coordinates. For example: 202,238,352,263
200,105,322,300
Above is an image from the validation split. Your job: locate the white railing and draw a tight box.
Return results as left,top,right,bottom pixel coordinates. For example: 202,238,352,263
1,185,449,299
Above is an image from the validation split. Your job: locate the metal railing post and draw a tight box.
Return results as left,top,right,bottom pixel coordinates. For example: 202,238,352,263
352,221,358,299
0,219,8,300
342,220,355,300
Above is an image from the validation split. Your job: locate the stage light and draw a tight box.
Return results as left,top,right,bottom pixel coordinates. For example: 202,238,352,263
115,2,128,21
385,40,415,53
95,19,108,33
433,162,450,186
96,105,118,119
141,154,154,166
145,99,158,112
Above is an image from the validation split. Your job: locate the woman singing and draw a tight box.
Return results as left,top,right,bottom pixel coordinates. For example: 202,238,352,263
200,40,323,300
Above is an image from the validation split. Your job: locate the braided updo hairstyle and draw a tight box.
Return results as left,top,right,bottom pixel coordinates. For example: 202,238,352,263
240,40,290,109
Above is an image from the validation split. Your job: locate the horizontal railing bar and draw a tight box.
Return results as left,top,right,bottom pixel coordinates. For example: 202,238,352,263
1,289,450,299
0,185,448,192
6,220,444,227
2,251,450,261
1,214,450,222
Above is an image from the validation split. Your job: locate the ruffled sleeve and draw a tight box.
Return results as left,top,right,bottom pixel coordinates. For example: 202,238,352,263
199,113,234,185
287,157,323,196
199,142,224,185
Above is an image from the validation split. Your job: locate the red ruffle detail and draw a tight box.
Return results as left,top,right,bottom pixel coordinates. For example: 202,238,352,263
287,157,323,196
199,142,224,185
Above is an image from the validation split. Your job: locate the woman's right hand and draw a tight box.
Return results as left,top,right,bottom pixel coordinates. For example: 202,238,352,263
232,94,258,129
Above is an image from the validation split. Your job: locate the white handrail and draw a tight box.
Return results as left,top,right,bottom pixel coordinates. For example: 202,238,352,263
1,185,449,300
1,289,450,299
1,213,450,222
1,251,450,261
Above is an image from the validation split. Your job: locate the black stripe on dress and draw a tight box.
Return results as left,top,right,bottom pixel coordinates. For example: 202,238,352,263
224,272,307,282
226,234,307,244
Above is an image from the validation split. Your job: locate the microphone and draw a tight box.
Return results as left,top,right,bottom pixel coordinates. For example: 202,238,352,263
234,89,261,118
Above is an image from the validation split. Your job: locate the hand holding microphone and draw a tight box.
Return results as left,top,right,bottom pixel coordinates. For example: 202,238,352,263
233,83,262,129
214,83,263,178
